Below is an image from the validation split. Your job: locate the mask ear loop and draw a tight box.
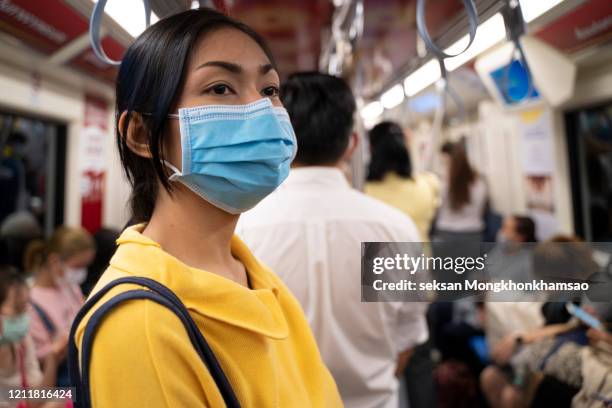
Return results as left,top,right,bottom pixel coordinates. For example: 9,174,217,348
162,160,182,180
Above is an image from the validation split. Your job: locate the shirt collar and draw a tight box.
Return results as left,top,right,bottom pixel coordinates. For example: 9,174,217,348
109,224,288,339
281,166,351,191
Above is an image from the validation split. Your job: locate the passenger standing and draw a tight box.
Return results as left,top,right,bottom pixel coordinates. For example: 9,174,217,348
435,142,488,242
239,72,428,408
365,121,440,241
72,9,341,407
25,227,94,386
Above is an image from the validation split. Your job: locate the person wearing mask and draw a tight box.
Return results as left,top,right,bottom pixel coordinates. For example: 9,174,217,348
485,215,543,356
72,9,340,407
365,121,440,241
481,236,600,408
487,215,538,284
238,72,428,408
25,226,93,386
435,141,489,242
0,264,66,407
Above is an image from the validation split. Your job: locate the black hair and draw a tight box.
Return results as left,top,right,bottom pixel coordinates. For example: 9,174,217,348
513,215,537,242
116,8,277,222
0,237,25,306
280,72,356,165
82,228,120,296
440,141,454,155
367,121,412,181
0,267,26,306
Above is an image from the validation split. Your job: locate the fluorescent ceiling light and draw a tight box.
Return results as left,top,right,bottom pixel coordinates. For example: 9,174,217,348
91,0,160,38
404,59,441,97
363,116,380,130
444,13,505,72
380,84,405,109
520,0,565,23
361,101,384,120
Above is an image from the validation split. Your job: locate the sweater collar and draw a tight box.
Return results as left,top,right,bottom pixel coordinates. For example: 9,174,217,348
109,225,288,339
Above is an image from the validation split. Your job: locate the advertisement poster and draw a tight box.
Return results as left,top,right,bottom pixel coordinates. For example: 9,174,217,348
80,95,107,233
518,108,557,240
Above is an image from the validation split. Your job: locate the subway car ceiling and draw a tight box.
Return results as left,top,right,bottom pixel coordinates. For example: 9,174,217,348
0,0,610,116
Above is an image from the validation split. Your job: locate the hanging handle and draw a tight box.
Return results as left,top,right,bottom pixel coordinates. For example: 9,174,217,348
416,0,479,60
89,0,152,66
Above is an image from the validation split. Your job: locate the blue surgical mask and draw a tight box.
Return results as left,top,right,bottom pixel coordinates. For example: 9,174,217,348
0,313,30,345
164,98,297,214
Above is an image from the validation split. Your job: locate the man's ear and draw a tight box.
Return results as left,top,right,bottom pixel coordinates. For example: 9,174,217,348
341,132,359,162
118,111,152,159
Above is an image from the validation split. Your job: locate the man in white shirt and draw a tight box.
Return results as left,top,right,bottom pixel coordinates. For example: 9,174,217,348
238,72,428,408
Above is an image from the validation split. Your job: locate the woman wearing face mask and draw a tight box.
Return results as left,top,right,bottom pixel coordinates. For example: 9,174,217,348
24,227,94,387
0,264,66,407
70,7,340,408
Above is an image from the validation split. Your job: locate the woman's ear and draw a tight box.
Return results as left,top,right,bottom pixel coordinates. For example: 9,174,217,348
118,111,152,158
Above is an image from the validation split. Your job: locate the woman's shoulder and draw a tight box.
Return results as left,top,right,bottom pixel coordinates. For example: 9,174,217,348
77,264,185,343
74,273,193,357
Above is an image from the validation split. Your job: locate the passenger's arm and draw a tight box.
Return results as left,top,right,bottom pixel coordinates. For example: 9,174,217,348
395,302,428,376
76,299,226,408
587,327,612,345
26,307,53,360
37,334,68,388
491,322,577,365
394,347,414,377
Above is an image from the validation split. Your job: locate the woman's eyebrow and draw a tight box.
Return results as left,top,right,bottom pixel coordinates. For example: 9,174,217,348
195,61,276,76
196,61,242,73
261,64,275,75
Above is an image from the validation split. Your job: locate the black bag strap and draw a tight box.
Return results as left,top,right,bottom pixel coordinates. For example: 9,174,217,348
30,301,57,335
67,276,240,408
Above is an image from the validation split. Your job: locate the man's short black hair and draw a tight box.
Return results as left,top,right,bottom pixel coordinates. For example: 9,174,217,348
281,72,356,165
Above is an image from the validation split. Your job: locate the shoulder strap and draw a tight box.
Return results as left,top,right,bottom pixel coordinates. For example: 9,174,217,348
67,276,240,408
30,301,57,335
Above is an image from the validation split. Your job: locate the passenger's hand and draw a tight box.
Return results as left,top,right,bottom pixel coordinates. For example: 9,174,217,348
491,334,519,365
587,328,612,345
395,348,414,377
50,333,69,361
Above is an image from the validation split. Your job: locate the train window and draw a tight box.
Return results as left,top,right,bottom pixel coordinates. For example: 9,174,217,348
565,102,612,241
0,113,66,245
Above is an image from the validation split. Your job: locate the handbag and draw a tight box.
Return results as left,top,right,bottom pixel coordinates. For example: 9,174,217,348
67,276,240,408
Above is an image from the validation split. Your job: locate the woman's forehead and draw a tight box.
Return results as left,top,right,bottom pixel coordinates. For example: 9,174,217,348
189,27,272,72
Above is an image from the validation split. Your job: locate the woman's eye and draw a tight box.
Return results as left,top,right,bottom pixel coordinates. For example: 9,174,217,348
262,86,279,97
206,84,232,95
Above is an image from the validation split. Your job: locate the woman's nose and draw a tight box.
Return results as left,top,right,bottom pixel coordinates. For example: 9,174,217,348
240,88,265,105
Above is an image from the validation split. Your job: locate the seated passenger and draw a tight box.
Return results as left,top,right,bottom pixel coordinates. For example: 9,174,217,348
481,236,600,408
573,323,612,407
0,262,66,407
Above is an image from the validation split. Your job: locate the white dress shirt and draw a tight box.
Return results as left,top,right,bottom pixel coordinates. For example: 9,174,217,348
238,167,428,408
